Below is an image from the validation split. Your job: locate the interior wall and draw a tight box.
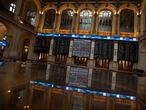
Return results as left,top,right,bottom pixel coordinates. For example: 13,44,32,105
138,40,146,71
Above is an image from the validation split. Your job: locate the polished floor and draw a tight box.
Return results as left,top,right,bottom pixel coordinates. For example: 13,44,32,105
0,61,146,110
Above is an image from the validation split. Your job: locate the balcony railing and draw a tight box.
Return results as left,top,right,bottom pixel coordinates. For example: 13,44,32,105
59,29,72,34
120,32,135,37
98,31,112,36
78,30,91,35
42,29,54,33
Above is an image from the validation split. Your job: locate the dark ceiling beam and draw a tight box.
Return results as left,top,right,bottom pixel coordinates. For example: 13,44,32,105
39,0,142,5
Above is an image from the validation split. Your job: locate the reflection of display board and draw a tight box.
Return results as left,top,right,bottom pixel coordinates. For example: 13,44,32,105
72,39,91,57
94,40,114,59
68,66,88,87
53,37,70,55
34,37,51,53
118,42,138,62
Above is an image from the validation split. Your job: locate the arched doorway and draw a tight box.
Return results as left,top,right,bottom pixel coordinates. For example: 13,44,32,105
0,22,7,59
22,39,30,61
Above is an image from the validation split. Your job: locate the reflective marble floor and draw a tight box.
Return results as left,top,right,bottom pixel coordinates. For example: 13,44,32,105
0,62,146,110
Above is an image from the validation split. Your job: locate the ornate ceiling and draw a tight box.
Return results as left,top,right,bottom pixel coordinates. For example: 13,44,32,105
39,0,142,3
39,0,142,7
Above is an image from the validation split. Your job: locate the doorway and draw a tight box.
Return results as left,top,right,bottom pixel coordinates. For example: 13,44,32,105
22,39,30,61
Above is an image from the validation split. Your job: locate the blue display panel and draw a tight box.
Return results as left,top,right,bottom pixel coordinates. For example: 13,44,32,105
68,66,88,87
0,40,7,47
72,39,91,57
37,33,138,42
30,81,136,101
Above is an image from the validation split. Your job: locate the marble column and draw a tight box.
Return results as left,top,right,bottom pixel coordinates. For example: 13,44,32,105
106,98,116,110
48,38,55,62
66,66,70,84
114,14,119,35
87,40,95,67
111,72,117,90
72,13,77,33
55,13,61,33
92,13,98,34
65,92,72,110
75,13,79,34
134,14,138,37
41,90,48,110
85,94,92,110
46,64,51,80
27,37,38,61
88,68,93,87
38,13,44,32
67,39,74,64
137,14,141,36
45,90,51,110
130,101,136,110
109,41,118,70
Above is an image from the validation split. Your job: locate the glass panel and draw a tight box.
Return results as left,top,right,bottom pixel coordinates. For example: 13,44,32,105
60,9,73,29
25,0,37,26
120,9,134,32
79,9,93,30
43,9,56,29
98,10,113,32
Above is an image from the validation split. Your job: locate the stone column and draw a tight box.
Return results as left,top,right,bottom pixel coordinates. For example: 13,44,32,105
87,40,95,67
53,13,58,32
96,13,99,35
85,94,92,110
137,14,141,36
114,14,119,35
65,92,72,110
106,98,116,110
111,72,117,90
109,41,118,70
134,13,138,37
66,66,70,84
45,90,51,110
14,0,23,20
72,13,77,33
75,13,79,34
88,68,93,87
27,37,38,61
67,39,74,64
48,38,55,62
41,90,48,110
46,64,51,80
55,13,61,33
130,101,136,110
38,13,44,32
112,14,116,35
92,13,97,34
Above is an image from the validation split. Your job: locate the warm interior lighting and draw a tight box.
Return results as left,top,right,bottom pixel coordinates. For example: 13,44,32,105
39,11,43,15
19,20,23,24
7,90,11,93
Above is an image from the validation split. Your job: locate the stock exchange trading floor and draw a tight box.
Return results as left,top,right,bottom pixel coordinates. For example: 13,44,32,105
0,62,146,110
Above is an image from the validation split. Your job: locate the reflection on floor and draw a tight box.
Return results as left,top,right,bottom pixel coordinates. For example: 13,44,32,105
0,62,145,110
